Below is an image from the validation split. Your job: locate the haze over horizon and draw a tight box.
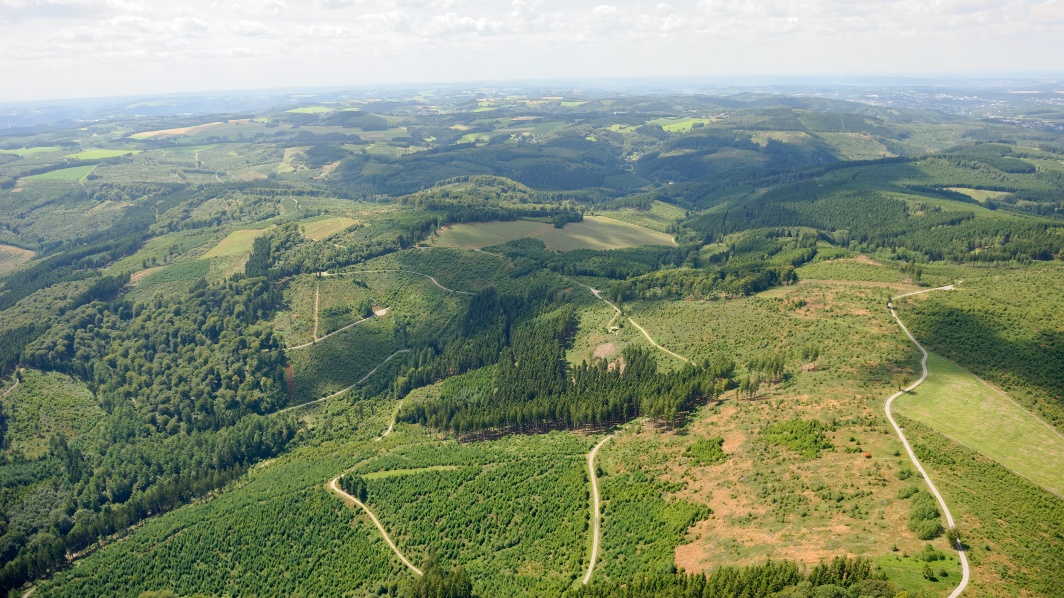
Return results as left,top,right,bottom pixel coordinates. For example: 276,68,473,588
2,0,1064,103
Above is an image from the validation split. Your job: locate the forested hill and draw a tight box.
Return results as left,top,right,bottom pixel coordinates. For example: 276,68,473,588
0,89,1062,596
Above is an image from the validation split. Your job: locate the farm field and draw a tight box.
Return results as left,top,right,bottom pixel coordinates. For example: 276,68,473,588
0,244,33,275
894,352,1064,496
300,216,358,240
200,227,271,258
431,219,550,249
432,217,673,252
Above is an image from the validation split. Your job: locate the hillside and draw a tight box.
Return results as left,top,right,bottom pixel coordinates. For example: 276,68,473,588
1,88,1062,598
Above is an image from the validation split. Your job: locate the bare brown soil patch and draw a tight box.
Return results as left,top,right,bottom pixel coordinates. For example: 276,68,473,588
593,342,617,359
129,267,163,284
853,255,881,266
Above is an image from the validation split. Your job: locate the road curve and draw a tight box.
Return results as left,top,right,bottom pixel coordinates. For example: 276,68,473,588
1,376,19,399
583,434,613,585
885,286,970,598
328,476,423,576
287,308,389,351
570,278,691,364
376,399,404,441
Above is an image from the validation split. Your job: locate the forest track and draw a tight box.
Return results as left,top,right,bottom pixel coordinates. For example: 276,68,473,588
313,282,320,341
886,285,970,598
328,477,423,576
276,350,411,413
376,399,404,441
572,279,691,364
287,308,388,351
1,375,19,399
583,434,613,585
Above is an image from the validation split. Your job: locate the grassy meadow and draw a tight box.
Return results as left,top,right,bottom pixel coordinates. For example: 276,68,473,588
895,353,1064,496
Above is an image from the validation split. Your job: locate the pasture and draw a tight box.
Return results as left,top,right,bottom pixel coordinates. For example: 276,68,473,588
0,244,34,275
301,216,358,240
25,165,95,181
894,352,1064,496
201,228,270,258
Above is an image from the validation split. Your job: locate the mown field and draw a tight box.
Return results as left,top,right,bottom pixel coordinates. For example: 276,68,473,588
894,352,1064,497
200,228,271,258
0,245,33,275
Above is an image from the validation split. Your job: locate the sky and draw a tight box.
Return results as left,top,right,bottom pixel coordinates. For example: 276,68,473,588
1,0,1063,102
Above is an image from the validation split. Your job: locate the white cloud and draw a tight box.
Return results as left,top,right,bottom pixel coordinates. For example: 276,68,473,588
2,0,1063,101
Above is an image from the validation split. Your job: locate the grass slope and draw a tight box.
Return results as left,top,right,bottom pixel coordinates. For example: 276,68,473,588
895,352,1064,496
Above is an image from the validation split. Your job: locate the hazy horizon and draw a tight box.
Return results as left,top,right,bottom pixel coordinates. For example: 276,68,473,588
2,0,1064,103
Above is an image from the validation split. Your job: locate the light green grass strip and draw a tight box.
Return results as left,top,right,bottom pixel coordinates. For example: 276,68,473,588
895,352,1064,497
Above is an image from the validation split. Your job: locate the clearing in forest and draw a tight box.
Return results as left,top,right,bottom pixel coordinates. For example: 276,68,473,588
202,228,270,258
300,216,358,240
894,352,1064,497
0,244,34,274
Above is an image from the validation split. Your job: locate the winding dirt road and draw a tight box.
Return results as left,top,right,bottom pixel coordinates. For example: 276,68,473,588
583,434,613,585
885,285,970,598
1,376,19,399
353,269,475,295
328,476,423,576
579,281,691,364
376,399,404,442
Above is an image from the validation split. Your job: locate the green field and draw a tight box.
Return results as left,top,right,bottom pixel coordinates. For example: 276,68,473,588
536,216,676,251
596,200,688,232
300,216,358,240
65,148,140,159
25,165,96,181
649,117,712,132
201,228,271,258
895,352,1064,496
946,187,1012,203
432,220,551,249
